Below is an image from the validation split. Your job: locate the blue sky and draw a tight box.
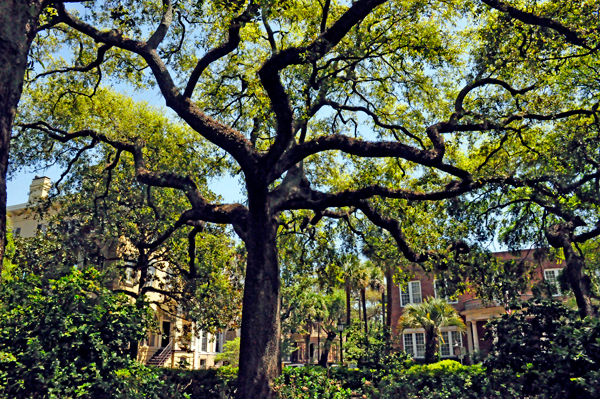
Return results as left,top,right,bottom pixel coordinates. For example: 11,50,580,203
9,83,247,207
8,168,245,206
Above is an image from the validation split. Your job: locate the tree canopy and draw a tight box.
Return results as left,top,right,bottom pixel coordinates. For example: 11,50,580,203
6,0,600,397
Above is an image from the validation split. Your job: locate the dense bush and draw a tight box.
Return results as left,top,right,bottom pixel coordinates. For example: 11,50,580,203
274,367,353,399
157,367,238,398
0,268,162,398
368,360,490,399
484,298,600,398
273,361,506,399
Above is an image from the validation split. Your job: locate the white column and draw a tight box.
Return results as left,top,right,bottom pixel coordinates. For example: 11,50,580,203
192,329,198,369
466,321,474,354
471,321,480,351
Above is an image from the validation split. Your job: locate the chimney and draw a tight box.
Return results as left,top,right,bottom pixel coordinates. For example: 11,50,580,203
28,176,52,203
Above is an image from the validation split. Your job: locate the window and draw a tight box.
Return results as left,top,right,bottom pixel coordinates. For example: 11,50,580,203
13,227,21,237
145,266,156,287
124,267,135,284
146,332,158,347
215,332,222,353
200,359,206,367
434,280,458,304
74,252,84,269
166,267,174,290
400,281,422,307
439,330,463,357
544,268,562,296
403,332,425,358
201,331,208,352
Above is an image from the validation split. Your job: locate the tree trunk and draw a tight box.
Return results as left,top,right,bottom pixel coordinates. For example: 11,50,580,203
345,284,351,325
361,288,368,335
562,245,594,318
304,333,310,365
424,328,438,364
546,224,595,318
385,267,393,351
236,196,280,399
0,0,45,274
317,330,336,367
381,292,385,329
385,267,393,329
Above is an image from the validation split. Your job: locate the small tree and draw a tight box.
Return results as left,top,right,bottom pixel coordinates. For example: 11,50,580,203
215,337,241,368
399,297,466,364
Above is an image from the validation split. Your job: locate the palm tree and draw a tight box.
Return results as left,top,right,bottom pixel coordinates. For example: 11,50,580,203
399,297,466,364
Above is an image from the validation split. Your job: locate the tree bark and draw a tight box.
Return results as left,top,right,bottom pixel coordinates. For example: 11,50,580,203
361,288,368,335
560,244,594,318
0,0,46,273
424,328,438,364
546,224,595,318
236,190,280,399
381,292,385,329
317,330,336,367
304,333,310,365
345,284,351,325
385,267,394,329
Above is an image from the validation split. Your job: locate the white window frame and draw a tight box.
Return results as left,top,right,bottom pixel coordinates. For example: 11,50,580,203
439,329,463,358
544,268,562,296
403,330,425,358
434,279,458,304
400,281,422,307
201,331,208,352
145,265,157,287
124,267,135,285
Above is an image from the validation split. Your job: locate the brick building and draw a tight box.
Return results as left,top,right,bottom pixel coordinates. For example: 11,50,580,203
390,250,566,361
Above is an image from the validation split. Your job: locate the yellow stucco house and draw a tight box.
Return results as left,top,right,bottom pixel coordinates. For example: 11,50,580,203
8,176,237,369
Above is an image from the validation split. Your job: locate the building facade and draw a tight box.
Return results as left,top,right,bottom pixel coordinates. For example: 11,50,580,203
390,250,566,362
8,176,236,369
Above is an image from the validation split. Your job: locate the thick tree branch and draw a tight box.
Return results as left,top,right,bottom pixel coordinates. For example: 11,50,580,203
454,78,536,117
575,221,600,243
275,134,470,182
22,121,208,207
480,0,593,49
147,0,174,49
56,3,259,172
320,0,332,34
259,0,388,167
183,2,259,98
356,200,429,263
31,43,113,82
277,179,482,214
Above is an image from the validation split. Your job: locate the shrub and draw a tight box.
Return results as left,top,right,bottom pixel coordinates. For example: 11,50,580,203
215,337,241,367
274,366,353,399
372,360,490,399
0,268,160,398
157,367,238,398
484,298,600,398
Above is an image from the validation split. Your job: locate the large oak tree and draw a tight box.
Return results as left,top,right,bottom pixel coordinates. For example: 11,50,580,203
12,0,600,397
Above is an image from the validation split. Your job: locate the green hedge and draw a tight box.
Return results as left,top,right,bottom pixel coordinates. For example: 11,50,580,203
156,366,238,398
272,361,524,399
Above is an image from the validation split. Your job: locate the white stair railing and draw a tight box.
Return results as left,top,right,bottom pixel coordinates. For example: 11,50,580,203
151,340,174,366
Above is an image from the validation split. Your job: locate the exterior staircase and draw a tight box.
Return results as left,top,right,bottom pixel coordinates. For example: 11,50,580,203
146,340,174,367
